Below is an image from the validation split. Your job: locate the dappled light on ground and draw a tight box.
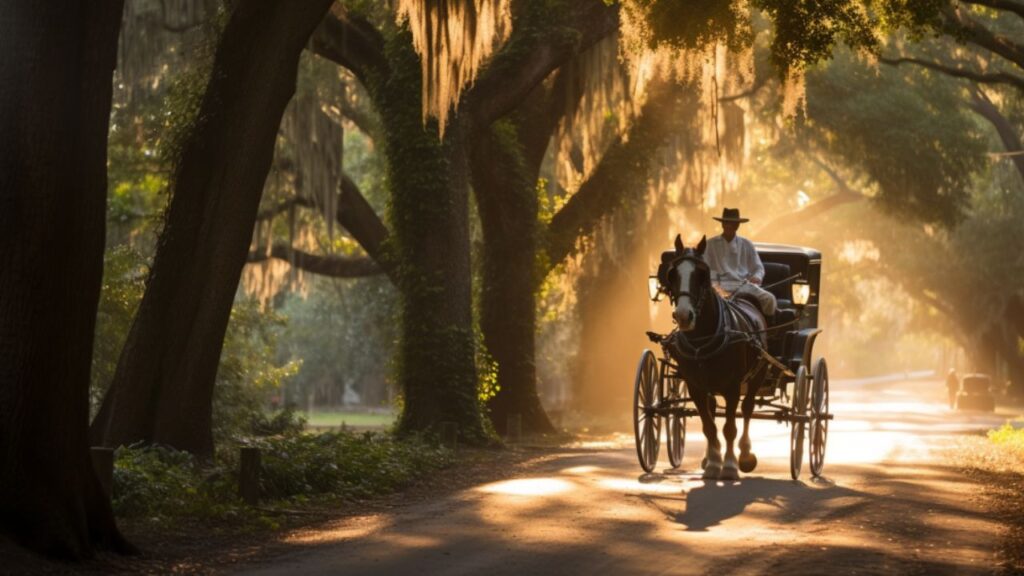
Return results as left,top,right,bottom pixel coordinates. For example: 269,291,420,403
241,378,1018,575
477,478,575,497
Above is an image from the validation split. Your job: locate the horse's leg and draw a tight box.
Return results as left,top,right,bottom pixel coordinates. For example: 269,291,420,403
695,393,722,480
720,392,741,480
738,388,758,472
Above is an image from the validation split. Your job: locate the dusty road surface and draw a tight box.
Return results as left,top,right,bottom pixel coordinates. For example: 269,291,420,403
238,377,1018,576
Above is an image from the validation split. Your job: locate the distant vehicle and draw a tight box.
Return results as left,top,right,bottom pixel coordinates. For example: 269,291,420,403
956,373,995,412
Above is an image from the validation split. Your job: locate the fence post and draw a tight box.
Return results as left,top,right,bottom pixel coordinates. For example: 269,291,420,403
239,447,261,505
439,421,458,449
90,447,114,501
506,414,522,444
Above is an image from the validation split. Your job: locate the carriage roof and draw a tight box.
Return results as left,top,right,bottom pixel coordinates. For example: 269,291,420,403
754,243,822,262
754,243,822,289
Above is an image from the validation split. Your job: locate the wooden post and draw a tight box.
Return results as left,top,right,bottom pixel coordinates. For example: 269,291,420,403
90,447,114,501
439,422,458,449
239,447,261,505
506,414,522,444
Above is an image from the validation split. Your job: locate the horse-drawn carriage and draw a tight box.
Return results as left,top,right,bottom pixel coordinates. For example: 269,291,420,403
634,238,833,480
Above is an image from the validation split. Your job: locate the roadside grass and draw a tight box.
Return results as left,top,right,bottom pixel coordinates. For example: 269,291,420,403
304,410,395,429
951,418,1024,575
989,421,1024,458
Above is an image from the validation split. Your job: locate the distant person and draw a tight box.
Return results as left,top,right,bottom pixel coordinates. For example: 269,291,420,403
703,208,777,317
946,369,959,409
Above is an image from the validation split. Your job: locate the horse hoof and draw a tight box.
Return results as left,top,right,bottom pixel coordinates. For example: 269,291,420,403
739,453,758,473
720,465,739,481
702,463,721,480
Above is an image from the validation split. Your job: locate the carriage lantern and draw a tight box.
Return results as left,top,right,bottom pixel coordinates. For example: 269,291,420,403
792,282,810,306
648,276,662,302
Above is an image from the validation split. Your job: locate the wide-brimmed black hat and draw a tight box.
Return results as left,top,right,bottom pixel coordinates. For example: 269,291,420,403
712,207,749,223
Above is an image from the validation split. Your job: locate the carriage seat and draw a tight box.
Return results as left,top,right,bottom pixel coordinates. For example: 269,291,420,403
763,262,798,328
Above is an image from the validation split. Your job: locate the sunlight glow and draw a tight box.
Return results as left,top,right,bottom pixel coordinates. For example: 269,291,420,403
561,465,602,475
478,478,574,497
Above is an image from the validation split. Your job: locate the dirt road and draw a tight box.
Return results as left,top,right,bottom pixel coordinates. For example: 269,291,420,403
238,377,1018,575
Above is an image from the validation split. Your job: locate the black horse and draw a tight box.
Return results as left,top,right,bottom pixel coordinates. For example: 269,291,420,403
658,234,769,480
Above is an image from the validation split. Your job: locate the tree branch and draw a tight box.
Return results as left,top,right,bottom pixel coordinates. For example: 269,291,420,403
756,155,866,237
718,73,769,102
255,196,315,222
943,5,1024,70
968,86,1024,180
961,0,1024,20
309,6,387,87
336,172,392,277
254,172,395,281
338,93,380,138
248,243,382,278
878,55,1024,91
545,79,678,267
466,0,618,127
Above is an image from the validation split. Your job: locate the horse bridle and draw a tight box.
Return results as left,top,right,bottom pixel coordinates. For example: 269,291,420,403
664,254,710,317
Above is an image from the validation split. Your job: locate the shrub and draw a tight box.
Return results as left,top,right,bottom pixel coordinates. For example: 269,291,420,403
110,431,453,522
252,430,453,500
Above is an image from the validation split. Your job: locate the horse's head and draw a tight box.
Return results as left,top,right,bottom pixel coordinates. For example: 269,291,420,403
660,234,709,331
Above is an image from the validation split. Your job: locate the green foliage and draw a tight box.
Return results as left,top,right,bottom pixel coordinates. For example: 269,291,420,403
113,444,235,519
629,0,753,52
279,276,397,409
754,0,878,71
91,246,148,416
214,299,301,444
804,50,988,226
989,423,1024,455
110,431,453,520
249,405,308,437
249,431,453,500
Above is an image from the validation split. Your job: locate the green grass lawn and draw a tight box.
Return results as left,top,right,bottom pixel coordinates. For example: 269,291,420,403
305,410,395,429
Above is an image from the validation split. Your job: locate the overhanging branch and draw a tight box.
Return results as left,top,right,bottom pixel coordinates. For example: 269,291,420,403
943,5,1024,70
309,6,387,87
466,0,618,126
247,243,382,278
961,0,1024,20
879,56,1024,91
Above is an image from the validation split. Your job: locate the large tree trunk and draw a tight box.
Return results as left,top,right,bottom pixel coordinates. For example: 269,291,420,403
372,29,490,443
0,1,133,558
91,0,333,458
470,121,555,435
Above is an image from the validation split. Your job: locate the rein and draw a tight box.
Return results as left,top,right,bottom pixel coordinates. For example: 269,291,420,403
670,291,735,361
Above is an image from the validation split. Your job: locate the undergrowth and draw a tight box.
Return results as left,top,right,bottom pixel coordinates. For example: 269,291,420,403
112,422,453,527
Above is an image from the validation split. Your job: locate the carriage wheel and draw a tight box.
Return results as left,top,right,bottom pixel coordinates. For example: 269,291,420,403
664,372,686,469
809,358,830,478
633,350,662,473
789,365,809,480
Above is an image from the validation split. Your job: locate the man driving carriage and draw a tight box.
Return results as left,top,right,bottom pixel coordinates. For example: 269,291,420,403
704,207,777,317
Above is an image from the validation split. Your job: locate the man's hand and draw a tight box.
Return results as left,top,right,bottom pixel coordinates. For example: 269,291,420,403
748,276,762,286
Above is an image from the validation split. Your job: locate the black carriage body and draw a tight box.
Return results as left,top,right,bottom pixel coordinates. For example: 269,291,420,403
755,243,822,373
636,243,832,479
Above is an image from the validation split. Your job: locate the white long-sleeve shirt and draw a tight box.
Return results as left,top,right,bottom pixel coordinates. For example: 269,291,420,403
704,235,764,291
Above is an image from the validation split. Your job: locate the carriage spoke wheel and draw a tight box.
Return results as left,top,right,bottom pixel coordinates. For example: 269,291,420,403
664,371,686,469
633,350,662,473
790,365,809,480
809,358,830,478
